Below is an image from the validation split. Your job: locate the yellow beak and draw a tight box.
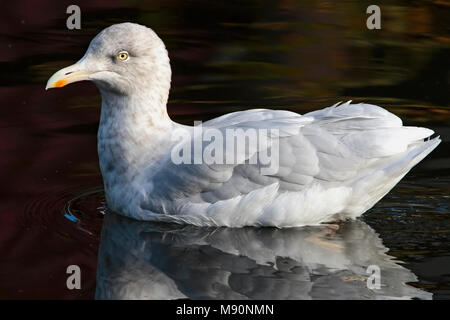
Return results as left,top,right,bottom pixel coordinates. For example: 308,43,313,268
45,64,91,90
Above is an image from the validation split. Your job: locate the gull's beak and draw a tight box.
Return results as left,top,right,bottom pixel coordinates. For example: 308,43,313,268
45,63,91,90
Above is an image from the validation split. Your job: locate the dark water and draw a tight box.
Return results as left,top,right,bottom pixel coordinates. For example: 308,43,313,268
1,0,449,299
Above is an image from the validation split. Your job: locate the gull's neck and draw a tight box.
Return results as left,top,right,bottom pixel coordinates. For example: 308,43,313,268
97,82,175,190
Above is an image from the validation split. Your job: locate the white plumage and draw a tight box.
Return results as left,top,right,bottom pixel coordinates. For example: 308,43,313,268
46,23,440,227
131,101,439,227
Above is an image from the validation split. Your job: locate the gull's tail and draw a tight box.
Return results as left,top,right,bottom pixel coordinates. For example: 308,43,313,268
345,134,441,218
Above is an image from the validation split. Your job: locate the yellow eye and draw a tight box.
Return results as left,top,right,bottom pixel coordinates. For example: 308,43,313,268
117,51,129,61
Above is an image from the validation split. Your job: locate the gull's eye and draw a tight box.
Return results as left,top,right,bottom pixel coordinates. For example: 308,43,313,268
117,51,129,61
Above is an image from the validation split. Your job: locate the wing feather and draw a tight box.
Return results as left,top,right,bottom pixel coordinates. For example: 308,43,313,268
144,102,434,217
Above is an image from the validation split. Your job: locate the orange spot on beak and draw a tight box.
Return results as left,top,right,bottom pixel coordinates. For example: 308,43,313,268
54,79,67,88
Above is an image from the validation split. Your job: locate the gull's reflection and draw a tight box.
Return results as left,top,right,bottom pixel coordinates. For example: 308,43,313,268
95,213,431,300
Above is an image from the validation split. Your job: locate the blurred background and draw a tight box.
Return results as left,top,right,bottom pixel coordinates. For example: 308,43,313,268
0,0,448,299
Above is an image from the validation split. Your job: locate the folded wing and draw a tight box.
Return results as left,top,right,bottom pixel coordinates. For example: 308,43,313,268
141,101,437,225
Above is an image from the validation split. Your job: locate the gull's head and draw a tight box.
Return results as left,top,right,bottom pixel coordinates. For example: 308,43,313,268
46,23,171,95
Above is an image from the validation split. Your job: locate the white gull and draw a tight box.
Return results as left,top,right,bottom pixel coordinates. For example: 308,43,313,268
46,23,440,227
